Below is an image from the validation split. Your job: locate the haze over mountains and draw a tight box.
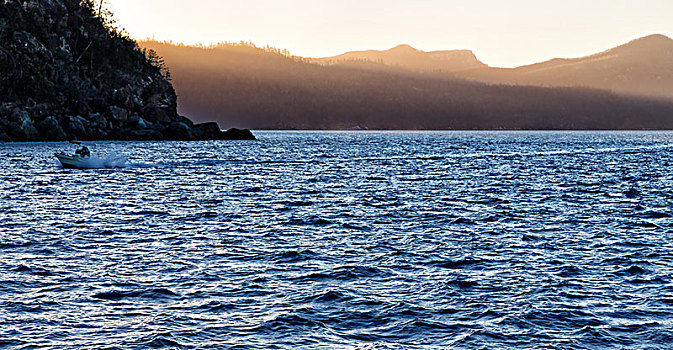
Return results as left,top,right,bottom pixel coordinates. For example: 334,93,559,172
316,34,673,100
457,34,673,100
140,35,673,130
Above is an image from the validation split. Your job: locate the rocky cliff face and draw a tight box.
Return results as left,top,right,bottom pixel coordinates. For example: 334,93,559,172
0,0,254,141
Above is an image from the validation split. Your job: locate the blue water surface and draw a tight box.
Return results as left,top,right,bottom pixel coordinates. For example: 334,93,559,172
2,131,673,349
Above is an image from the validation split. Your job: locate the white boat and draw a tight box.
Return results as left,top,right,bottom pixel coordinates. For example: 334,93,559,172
55,152,96,169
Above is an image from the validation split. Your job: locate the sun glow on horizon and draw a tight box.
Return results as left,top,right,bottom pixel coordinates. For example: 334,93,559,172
106,0,673,68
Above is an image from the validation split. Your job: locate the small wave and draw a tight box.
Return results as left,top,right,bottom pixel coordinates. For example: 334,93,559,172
14,264,55,276
243,187,263,193
445,143,673,160
451,217,476,225
430,258,485,269
144,337,183,349
624,187,640,198
130,210,170,216
640,210,671,219
342,222,369,231
274,249,317,263
135,333,185,349
334,265,386,279
252,314,323,333
613,265,647,276
279,200,313,207
0,241,36,249
311,290,349,303
554,265,585,277
290,266,387,282
445,279,479,289
91,288,179,301
287,217,333,226
197,301,238,312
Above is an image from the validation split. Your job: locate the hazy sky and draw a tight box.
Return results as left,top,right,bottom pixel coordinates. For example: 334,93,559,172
106,0,673,67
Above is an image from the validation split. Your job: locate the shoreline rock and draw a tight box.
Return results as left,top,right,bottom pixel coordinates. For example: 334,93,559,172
0,102,255,141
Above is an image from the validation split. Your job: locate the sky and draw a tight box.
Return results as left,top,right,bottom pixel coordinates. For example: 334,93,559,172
106,0,673,68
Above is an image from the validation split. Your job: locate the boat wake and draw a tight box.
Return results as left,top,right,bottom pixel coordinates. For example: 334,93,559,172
97,153,128,168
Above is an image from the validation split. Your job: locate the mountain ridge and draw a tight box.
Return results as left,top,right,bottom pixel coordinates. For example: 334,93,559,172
456,34,673,100
311,45,486,73
309,34,673,100
512,34,673,71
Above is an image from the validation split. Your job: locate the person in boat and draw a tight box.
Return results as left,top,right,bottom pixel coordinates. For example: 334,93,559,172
75,145,90,158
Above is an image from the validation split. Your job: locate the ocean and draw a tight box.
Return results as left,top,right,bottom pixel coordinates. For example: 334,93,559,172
2,131,673,349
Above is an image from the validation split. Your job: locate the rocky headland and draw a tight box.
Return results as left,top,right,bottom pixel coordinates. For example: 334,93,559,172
0,0,254,141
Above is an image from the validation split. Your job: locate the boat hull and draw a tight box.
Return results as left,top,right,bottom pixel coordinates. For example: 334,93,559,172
55,152,94,169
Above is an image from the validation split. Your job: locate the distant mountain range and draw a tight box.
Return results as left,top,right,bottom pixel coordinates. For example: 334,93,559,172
140,35,673,130
315,34,673,100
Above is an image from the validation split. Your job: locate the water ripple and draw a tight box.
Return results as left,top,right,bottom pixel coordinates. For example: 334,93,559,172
2,131,673,348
